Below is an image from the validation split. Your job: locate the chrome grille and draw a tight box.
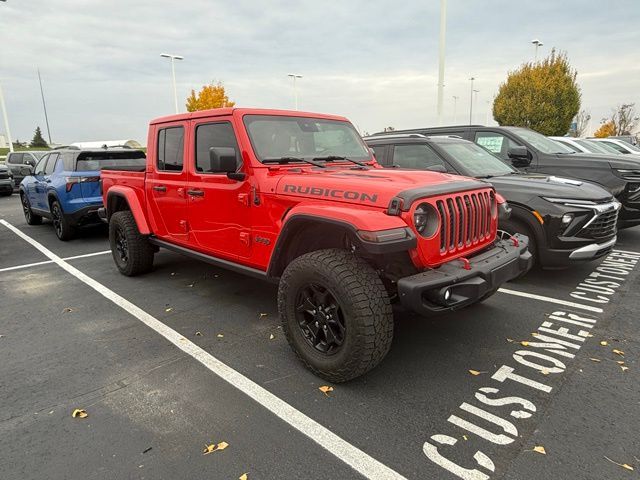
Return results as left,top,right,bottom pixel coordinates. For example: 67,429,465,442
580,209,618,239
436,191,494,255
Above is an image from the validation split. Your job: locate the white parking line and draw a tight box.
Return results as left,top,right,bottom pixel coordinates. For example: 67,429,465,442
0,250,110,273
0,219,406,480
497,287,604,313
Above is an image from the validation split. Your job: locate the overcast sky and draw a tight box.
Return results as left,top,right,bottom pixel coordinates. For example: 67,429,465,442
1,0,638,145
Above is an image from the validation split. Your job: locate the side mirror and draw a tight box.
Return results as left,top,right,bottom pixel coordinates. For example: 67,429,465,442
426,164,447,173
208,147,244,180
507,146,531,167
25,158,36,167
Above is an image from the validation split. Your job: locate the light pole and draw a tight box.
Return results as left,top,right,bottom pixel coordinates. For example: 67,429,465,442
468,77,475,125
160,53,184,114
531,39,543,61
0,80,13,153
436,0,447,124
452,95,459,123
37,68,52,145
473,89,479,123
287,73,302,110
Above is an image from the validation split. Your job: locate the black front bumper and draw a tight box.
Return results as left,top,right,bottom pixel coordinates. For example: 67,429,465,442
397,234,532,316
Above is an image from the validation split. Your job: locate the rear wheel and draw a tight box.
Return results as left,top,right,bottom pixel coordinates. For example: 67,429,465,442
51,200,75,241
109,210,154,276
278,248,394,383
21,193,42,225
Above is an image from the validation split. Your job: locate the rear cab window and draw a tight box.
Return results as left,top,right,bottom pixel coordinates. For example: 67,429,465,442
76,150,146,171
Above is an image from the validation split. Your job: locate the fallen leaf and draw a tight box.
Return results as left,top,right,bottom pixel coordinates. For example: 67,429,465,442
585,333,594,337
165,307,173,312
600,341,608,346
604,455,634,471
521,341,530,347
621,366,629,372
72,409,88,419
462,435,468,441
62,307,73,313
617,361,625,365
506,338,514,343
239,474,248,480
468,370,486,376
540,368,550,375
319,385,334,396
533,446,546,455
612,349,625,356
188,283,195,288
195,331,203,337
259,313,268,318
269,334,275,340
531,332,539,337
203,441,229,455
170,272,176,276
217,334,224,338
589,358,601,362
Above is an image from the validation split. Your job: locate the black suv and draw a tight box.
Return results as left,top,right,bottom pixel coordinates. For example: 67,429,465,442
376,125,640,229
365,134,620,268
5,151,48,187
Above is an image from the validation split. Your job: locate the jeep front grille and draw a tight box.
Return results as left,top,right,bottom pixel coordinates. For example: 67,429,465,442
436,191,494,254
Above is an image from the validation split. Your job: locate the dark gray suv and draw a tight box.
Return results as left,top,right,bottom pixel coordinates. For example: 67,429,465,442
6,151,48,187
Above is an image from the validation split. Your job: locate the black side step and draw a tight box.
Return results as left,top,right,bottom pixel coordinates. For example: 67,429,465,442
148,237,272,282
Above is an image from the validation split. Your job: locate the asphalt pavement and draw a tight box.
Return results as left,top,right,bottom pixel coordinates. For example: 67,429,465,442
1,193,638,480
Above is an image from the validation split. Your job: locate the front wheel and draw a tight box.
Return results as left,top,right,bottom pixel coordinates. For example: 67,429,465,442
278,249,394,383
109,210,154,276
21,193,42,225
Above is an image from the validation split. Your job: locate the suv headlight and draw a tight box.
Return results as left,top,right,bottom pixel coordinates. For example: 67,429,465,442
413,203,439,237
542,197,597,208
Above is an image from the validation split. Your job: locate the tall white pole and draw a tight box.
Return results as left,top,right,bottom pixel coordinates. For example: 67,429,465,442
473,89,479,123
288,74,302,110
468,77,475,125
170,57,178,114
37,68,52,144
452,95,459,123
0,81,13,153
436,0,447,125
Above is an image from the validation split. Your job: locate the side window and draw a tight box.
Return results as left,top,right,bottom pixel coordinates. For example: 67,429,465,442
475,131,521,159
7,153,23,164
157,126,184,171
44,153,59,175
61,152,76,171
392,144,446,170
34,154,49,175
195,122,240,173
370,145,387,164
602,141,627,154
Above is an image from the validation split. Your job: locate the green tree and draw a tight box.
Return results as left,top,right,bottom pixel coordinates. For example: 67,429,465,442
30,126,48,148
493,50,581,136
186,82,235,112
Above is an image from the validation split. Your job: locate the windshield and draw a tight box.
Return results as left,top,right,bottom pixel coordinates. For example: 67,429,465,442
76,150,146,171
243,115,371,163
512,128,574,154
438,141,515,177
576,139,618,155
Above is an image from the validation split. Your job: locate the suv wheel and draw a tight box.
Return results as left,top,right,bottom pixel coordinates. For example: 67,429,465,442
278,248,393,382
51,200,75,241
21,193,42,225
109,210,154,276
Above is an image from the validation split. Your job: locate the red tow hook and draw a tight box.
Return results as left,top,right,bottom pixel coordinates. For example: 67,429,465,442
458,257,471,270
510,235,519,247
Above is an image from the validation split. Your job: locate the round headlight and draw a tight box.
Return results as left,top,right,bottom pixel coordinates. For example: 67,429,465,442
413,203,439,238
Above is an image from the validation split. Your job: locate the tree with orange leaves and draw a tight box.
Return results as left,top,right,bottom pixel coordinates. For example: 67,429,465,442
186,82,235,112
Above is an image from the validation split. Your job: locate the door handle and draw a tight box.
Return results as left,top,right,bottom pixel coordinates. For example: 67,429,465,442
153,185,167,192
187,189,204,197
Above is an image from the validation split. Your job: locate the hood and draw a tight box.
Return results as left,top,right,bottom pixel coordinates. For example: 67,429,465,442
273,167,490,209
489,173,612,202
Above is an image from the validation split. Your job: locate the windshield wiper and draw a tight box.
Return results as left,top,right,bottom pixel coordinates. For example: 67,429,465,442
262,156,326,168
313,155,370,167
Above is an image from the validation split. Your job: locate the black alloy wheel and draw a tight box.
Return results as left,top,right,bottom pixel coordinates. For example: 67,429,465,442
295,283,346,355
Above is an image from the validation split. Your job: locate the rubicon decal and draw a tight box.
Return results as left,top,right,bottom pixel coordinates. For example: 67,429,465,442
283,184,378,203
422,249,640,480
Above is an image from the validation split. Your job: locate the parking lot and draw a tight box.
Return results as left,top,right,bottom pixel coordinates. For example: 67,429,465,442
1,193,638,480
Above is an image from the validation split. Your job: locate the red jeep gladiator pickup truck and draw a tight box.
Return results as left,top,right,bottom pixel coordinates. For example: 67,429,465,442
100,108,531,381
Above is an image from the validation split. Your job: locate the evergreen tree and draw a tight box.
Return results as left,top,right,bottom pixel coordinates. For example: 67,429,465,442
30,126,48,148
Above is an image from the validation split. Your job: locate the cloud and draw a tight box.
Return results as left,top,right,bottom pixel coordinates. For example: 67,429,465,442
0,0,638,143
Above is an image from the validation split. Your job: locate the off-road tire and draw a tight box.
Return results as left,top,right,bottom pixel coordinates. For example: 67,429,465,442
51,200,75,241
21,193,42,225
109,210,154,276
278,248,394,383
